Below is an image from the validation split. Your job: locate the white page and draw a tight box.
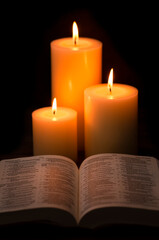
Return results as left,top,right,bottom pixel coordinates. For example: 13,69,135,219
0,156,42,212
79,154,159,220
0,155,78,221
35,155,78,220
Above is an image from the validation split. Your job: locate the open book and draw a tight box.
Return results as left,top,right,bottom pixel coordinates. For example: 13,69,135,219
0,154,159,228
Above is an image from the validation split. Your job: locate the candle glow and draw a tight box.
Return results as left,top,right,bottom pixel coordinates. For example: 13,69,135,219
52,98,57,115
108,68,113,93
73,21,79,45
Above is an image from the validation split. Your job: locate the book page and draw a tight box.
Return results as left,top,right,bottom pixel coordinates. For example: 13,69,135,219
35,155,78,220
79,154,159,220
0,155,78,221
0,156,41,212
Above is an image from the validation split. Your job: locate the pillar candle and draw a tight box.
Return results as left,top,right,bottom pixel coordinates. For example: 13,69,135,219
84,74,138,157
32,99,77,162
50,22,102,151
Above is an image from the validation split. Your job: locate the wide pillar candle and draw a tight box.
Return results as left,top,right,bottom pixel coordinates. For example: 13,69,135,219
32,106,77,162
50,37,102,151
84,84,138,157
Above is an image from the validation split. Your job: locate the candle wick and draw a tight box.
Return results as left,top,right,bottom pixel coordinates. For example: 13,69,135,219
53,110,56,115
108,84,112,94
74,37,77,45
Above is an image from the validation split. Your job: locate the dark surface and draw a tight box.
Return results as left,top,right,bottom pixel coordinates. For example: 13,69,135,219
0,223,159,240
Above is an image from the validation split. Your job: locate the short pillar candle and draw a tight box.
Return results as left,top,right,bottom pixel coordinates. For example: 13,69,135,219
84,69,138,157
32,99,77,162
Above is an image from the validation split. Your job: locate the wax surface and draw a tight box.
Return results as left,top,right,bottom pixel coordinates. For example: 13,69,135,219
33,107,72,121
84,84,138,157
94,84,137,99
51,37,102,151
52,37,101,50
32,107,77,161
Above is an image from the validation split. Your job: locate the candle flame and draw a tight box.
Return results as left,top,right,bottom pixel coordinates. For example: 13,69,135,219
108,68,113,93
52,98,57,115
72,21,79,45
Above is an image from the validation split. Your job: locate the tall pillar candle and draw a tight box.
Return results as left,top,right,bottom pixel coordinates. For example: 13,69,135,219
50,22,102,151
32,99,77,162
84,77,138,157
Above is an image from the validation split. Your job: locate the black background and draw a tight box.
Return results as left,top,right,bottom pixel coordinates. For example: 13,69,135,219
1,3,159,158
